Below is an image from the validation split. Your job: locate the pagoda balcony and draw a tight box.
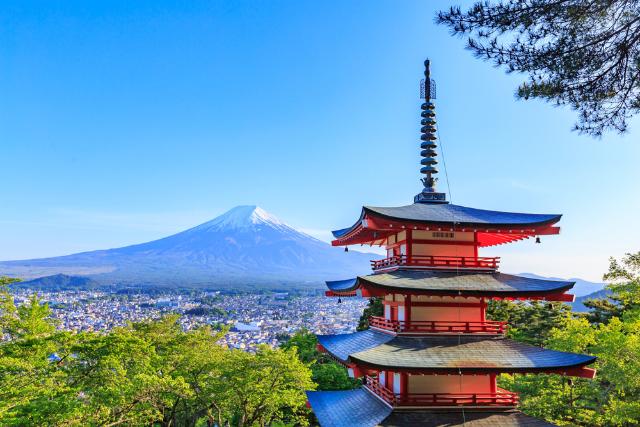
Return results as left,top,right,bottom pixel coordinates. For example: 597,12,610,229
368,316,507,335
363,376,519,408
371,255,500,272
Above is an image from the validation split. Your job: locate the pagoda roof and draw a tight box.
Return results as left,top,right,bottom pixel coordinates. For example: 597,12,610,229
326,271,574,298
306,389,557,426
306,389,391,427
381,409,557,426
318,331,595,373
332,203,561,240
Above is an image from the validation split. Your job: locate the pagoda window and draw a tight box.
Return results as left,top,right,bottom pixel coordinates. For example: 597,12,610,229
398,304,406,322
393,372,401,394
379,371,386,387
412,242,475,257
408,374,492,395
408,296,484,323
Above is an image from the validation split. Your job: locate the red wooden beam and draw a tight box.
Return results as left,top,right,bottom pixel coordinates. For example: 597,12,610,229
561,367,597,379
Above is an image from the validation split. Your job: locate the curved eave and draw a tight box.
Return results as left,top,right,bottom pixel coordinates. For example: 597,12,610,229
358,278,575,299
327,271,576,300
331,204,562,247
319,331,596,375
325,278,359,297
363,205,562,230
349,355,598,375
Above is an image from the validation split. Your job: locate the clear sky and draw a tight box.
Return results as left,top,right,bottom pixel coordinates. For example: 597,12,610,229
2,1,639,282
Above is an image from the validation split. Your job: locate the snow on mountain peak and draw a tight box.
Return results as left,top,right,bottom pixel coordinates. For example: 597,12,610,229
192,205,293,232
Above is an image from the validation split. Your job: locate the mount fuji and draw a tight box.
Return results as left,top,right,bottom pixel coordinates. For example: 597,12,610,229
0,206,374,289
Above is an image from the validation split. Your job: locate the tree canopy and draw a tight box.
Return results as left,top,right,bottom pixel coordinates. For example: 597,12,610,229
0,280,314,427
280,329,359,392
437,1,640,136
497,252,640,426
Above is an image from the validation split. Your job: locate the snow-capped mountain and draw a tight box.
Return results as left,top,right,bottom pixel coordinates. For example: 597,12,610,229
0,206,374,289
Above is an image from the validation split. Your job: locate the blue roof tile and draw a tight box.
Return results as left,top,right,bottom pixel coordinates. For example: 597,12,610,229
333,203,561,238
306,389,391,427
320,333,596,372
318,330,394,362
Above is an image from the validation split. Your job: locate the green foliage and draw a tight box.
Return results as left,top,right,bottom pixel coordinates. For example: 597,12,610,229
356,297,383,331
0,286,314,427
487,299,570,345
280,329,358,392
498,252,640,426
437,1,640,136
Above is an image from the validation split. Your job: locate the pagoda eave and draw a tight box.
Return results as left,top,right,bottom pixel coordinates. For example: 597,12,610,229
317,331,596,378
331,206,562,247
326,272,576,301
346,359,597,378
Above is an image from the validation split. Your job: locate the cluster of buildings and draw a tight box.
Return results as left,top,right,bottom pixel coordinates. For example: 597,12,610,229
10,288,366,351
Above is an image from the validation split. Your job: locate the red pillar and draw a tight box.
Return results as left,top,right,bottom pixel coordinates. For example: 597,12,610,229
401,372,408,402
405,294,412,331
473,232,479,259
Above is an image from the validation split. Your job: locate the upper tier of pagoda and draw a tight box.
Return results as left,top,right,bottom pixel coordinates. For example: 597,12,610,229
332,203,562,248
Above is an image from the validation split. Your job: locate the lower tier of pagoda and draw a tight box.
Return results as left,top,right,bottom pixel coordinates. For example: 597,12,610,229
368,316,507,334
317,330,596,377
306,388,557,427
362,374,518,408
325,270,575,301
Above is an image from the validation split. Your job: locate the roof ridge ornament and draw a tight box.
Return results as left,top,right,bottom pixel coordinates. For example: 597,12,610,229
414,59,449,204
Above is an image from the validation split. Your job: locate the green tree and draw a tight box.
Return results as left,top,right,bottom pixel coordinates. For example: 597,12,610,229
487,299,570,345
204,345,314,427
356,297,383,331
0,286,316,427
280,329,358,392
582,253,640,324
437,1,640,136
500,252,640,426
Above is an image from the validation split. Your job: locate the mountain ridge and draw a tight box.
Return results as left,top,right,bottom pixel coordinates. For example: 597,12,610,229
0,206,373,290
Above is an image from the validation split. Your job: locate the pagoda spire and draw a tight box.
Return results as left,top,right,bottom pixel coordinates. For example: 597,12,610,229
414,59,448,204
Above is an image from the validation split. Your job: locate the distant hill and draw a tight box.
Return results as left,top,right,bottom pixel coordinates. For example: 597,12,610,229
0,206,374,290
518,272,605,297
14,274,100,291
571,288,612,312
518,273,612,312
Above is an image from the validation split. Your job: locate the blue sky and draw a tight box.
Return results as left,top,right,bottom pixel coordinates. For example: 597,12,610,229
2,1,639,281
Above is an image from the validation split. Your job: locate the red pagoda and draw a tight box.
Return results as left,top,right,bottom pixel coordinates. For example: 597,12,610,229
306,60,596,427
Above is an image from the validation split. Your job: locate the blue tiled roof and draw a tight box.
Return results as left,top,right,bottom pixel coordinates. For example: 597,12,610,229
320,334,596,372
306,389,391,427
332,203,561,238
358,271,574,295
326,278,358,292
326,271,574,296
307,390,558,426
380,410,558,426
318,330,394,362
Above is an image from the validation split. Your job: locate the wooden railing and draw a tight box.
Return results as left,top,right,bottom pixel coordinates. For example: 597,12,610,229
371,255,500,271
396,389,519,407
363,375,396,405
368,316,506,334
363,376,518,407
